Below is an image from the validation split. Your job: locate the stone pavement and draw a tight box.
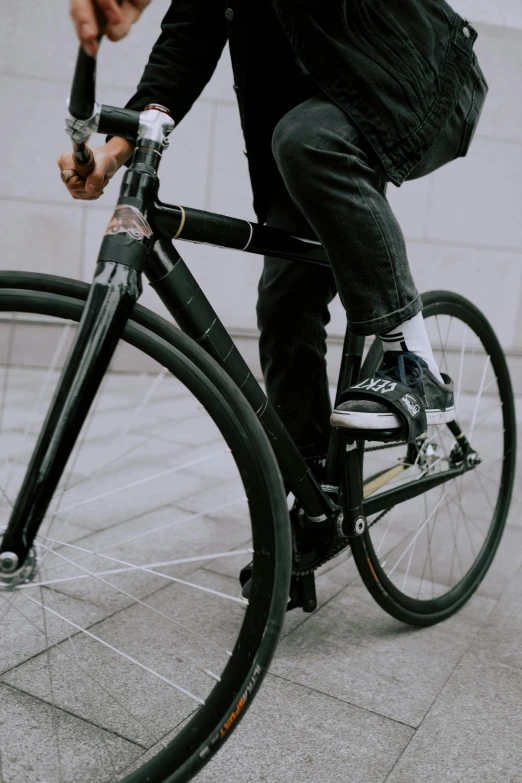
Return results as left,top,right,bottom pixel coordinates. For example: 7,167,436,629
0,365,521,783
187,403,522,783
199,491,522,783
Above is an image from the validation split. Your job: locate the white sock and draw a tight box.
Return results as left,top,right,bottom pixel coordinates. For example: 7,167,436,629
378,312,444,383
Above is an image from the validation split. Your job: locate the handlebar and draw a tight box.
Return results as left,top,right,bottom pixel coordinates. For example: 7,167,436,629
69,47,97,121
66,45,142,177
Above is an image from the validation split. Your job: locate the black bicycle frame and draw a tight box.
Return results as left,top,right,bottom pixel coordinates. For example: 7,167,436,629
0,58,473,569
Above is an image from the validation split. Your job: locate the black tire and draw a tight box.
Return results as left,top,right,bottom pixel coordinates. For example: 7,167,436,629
351,291,516,626
0,271,291,782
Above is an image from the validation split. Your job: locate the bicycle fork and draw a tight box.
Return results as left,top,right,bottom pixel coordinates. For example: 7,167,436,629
0,261,141,573
0,157,165,575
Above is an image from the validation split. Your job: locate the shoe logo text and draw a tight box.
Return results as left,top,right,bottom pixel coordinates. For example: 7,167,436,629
353,378,398,395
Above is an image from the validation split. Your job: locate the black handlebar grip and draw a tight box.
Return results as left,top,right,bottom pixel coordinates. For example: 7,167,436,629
74,146,96,178
98,105,141,141
69,46,96,120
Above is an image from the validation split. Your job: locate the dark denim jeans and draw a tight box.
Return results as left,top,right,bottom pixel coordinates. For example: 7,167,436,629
258,89,467,461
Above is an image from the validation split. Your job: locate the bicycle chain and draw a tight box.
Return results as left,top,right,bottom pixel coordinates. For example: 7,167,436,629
291,506,392,575
364,440,406,452
289,437,404,578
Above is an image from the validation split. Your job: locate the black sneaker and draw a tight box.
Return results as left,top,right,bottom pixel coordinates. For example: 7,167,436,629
330,351,455,432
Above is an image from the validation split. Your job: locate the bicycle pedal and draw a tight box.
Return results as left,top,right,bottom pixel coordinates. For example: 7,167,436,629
343,427,406,443
288,572,317,613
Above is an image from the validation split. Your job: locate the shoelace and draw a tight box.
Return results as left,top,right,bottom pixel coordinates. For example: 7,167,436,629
376,351,427,396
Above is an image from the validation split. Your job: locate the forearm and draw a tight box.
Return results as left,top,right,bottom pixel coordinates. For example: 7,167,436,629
124,0,228,125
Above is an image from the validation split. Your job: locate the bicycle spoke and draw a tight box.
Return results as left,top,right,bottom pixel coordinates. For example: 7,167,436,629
1,586,156,746
455,323,467,413
21,592,206,705
24,548,255,589
41,541,248,608
469,355,491,439
387,491,448,579
48,585,148,781
39,496,248,577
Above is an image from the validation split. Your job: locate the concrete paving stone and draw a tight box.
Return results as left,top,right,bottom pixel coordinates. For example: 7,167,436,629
94,370,177,399
385,652,522,783
37,517,92,546
0,587,107,673
0,683,142,783
2,633,189,749
183,449,244,483
168,501,254,558
200,538,360,635
363,486,503,598
54,432,183,484
174,477,249,515
157,413,227,448
62,406,166,443
270,577,496,728
281,553,362,640
194,673,414,783
139,567,248,652
470,560,522,671
4,570,250,745
474,520,522,600
111,336,169,373
42,506,205,613
53,456,213,530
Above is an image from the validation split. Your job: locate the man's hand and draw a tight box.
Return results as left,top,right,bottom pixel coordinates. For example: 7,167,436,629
70,0,152,57
57,138,134,200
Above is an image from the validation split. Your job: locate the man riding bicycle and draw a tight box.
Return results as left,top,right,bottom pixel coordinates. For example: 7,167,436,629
62,0,488,485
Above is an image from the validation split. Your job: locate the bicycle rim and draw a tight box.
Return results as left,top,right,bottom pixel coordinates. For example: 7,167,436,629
0,273,291,782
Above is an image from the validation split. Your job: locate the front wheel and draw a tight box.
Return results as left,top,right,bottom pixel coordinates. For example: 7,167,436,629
351,290,517,625
0,271,291,782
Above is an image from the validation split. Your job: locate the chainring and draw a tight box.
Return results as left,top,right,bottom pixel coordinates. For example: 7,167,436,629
291,505,351,576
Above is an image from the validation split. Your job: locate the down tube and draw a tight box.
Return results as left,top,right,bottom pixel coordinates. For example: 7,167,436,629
145,238,336,520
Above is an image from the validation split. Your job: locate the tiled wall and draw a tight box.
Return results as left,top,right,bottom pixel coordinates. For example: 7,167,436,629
1,1,521,380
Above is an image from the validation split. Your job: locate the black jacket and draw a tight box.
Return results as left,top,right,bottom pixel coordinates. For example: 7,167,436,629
126,0,484,221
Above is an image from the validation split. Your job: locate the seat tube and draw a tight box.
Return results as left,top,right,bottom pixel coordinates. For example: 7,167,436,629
325,328,365,487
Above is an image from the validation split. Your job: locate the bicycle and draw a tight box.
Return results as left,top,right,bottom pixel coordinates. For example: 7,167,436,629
0,46,516,783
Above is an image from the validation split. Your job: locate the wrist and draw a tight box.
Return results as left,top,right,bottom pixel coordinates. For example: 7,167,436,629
103,137,135,168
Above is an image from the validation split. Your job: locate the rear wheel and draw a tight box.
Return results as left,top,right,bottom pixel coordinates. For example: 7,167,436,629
0,272,291,782
351,291,516,625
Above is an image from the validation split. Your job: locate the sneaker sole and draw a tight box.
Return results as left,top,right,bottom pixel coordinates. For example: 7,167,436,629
330,405,456,430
